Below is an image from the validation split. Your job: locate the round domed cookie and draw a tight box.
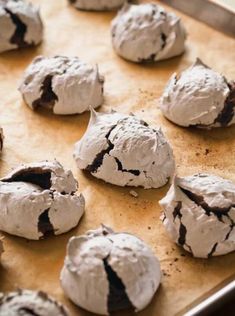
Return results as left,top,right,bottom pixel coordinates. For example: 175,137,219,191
68,0,126,11
111,2,186,63
60,225,161,315
159,174,235,258
0,0,43,53
73,109,175,189
19,55,104,115
0,160,85,240
160,58,235,128
0,289,68,315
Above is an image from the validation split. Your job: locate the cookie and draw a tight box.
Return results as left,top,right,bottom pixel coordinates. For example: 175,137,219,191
0,160,85,239
19,55,104,115
111,3,186,62
0,0,43,53
160,58,235,128
60,225,161,315
160,174,235,258
74,109,175,188
0,289,68,315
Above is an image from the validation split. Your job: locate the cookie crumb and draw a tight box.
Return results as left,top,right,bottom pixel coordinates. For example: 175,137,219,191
129,190,138,198
162,269,171,277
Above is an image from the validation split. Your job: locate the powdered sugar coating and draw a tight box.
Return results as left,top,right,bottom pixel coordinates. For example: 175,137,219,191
0,160,85,240
19,55,104,115
160,58,235,128
111,3,186,62
61,225,161,315
74,110,175,188
160,174,235,258
0,0,43,53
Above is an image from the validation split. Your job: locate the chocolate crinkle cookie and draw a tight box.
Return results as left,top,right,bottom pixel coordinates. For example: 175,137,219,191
19,55,104,115
0,0,43,53
0,289,69,315
160,58,235,128
111,2,186,63
73,109,175,189
0,160,85,240
60,225,161,315
68,0,126,11
160,174,235,258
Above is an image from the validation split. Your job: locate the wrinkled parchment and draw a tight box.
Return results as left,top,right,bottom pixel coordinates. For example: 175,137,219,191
0,1,235,315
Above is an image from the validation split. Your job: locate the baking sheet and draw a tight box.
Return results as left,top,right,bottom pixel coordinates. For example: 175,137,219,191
0,1,235,315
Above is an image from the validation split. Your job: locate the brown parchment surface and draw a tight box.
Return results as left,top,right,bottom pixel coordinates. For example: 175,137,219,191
0,1,235,315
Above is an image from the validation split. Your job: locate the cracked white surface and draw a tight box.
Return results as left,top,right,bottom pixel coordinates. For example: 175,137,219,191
69,0,126,11
111,3,186,62
159,174,235,258
0,160,85,240
60,225,161,315
19,55,104,115
0,0,43,53
74,110,175,189
0,289,69,315
160,58,235,128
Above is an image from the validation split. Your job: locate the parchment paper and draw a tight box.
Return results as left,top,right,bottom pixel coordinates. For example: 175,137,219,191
0,1,235,315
